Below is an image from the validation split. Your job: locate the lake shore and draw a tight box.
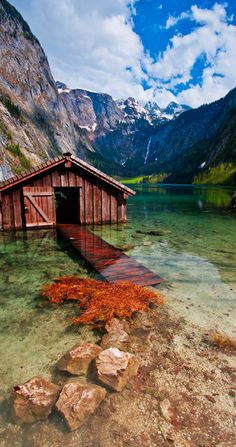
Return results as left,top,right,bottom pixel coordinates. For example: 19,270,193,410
1,303,235,447
1,185,236,446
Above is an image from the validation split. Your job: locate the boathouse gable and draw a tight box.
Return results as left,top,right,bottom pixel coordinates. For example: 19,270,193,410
0,153,135,230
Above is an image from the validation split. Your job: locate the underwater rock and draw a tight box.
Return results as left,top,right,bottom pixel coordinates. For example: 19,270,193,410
105,318,129,333
96,347,139,392
55,381,106,431
136,229,167,236
142,241,152,246
57,342,102,376
149,229,167,236
101,330,129,351
13,376,60,423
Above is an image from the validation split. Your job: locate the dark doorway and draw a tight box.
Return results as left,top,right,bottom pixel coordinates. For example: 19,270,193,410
55,188,80,224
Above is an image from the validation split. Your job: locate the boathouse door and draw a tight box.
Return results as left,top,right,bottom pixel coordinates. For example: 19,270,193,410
23,186,56,228
55,187,80,224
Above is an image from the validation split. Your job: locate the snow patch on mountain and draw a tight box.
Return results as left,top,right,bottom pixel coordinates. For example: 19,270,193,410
56,81,191,128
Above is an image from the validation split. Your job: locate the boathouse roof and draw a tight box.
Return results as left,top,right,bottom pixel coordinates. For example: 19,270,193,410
0,152,135,196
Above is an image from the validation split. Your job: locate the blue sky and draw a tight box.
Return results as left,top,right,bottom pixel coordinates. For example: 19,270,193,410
10,0,236,107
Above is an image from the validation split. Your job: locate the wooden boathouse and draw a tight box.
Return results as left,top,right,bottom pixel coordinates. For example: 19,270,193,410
0,153,164,286
0,153,135,230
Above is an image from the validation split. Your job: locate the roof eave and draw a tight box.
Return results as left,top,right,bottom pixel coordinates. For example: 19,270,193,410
0,154,136,196
71,156,136,196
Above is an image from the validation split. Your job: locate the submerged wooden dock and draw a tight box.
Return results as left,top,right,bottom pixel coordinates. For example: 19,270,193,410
57,224,163,287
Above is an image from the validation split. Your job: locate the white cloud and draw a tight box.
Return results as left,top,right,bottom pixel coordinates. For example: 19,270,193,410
11,0,151,101
165,11,190,29
152,3,236,107
9,1,236,108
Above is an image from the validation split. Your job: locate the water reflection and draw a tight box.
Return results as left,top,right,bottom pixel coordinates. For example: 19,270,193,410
136,184,235,208
196,186,233,208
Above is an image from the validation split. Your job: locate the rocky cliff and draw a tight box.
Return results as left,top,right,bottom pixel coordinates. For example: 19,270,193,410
57,82,190,171
0,0,189,181
0,0,235,184
0,0,78,180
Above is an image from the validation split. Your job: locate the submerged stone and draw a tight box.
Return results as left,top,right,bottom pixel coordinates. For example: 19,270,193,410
55,381,106,431
96,347,139,392
142,241,152,246
136,229,167,236
105,318,128,333
101,330,130,351
13,376,60,423
149,229,167,236
57,342,102,376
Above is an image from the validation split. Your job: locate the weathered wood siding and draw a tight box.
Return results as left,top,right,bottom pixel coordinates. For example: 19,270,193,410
0,163,127,230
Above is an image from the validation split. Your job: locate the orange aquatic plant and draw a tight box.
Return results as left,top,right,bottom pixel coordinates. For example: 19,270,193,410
41,276,164,327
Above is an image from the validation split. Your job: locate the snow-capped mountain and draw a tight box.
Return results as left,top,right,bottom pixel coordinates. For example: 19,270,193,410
162,101,191,119
56,82,190,131
53,82,192,170
144,101,163,121
115,98,191,123
1,0,235,184
116,97,150,122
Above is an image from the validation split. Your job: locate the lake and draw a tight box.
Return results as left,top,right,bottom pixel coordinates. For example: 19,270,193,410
93,184,236,333
0,184,235,444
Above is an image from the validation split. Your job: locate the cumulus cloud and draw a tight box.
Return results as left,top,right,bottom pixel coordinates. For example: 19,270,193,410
165,3,228,30
165,11,190,29
11,0,151,101
152,3,236,106
9,1,236,107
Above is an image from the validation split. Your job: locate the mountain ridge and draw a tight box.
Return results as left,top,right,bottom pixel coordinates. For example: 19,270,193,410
0,0,235,184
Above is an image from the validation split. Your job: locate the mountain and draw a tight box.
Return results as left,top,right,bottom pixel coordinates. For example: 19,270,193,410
0,0,189,181
161,102,191,119
56,82,189,128
0,0,235,185
66,79,235,182
0,0,79,180
144,101,163,121
141,87,236,183
56,82,190,170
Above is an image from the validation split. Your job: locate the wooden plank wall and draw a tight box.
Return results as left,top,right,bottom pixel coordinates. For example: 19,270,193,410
0,193,3,230
1,192,12,230
0,164,127,230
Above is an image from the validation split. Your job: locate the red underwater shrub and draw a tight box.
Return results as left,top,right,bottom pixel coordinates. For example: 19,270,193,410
41,276,164,328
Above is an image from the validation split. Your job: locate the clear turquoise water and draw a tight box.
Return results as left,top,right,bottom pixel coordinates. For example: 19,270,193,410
92,185,236,334
0,185,235,445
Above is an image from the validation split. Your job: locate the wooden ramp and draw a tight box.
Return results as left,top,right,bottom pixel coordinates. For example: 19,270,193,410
57,224,163,287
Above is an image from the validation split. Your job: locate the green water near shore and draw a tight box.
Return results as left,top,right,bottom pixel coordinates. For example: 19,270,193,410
0,185,235,445
0,232,96,400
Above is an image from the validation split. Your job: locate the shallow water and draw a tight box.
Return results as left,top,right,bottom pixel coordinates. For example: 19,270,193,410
0,185,236,445
92,185,236,334
0,231,97,400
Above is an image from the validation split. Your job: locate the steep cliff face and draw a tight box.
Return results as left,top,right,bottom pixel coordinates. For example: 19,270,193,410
58,86,150,168
54,81,236,181
0,0,235,184
0,0,77,180
0,0,189,181
142,87,236,182
57,83,190,169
